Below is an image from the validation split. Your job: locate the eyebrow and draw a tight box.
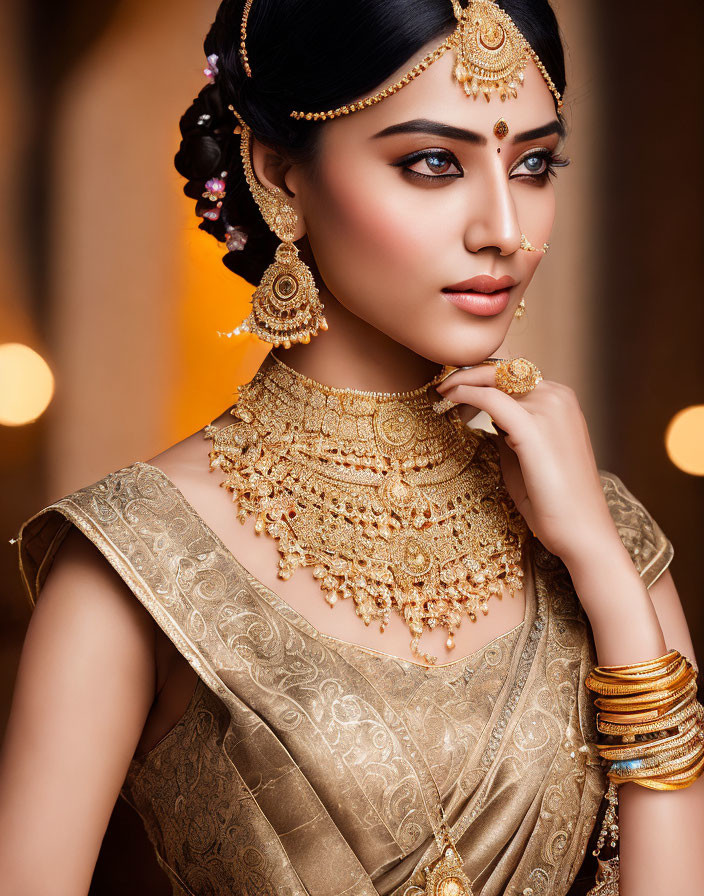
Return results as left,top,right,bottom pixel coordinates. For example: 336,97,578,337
370,118,565,145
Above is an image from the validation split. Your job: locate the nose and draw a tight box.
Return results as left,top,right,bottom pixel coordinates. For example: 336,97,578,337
463,157,522,257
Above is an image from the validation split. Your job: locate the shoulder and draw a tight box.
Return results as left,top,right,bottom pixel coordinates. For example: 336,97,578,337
145,405,233,497
0,523,158,892
15,405,231,621
31,525,156,660
597,468,674,589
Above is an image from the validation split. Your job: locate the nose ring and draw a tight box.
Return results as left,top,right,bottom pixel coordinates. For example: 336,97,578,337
520,234,550,254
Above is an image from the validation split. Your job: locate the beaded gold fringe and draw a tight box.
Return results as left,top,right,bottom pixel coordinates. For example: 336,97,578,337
204,356,530,665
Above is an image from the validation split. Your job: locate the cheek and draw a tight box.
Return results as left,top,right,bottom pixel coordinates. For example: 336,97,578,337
514,184,557,278
515,183,556,239
304,156,434,291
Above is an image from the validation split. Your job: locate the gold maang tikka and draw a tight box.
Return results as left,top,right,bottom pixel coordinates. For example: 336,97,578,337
222,105,328,349
239,0,563,121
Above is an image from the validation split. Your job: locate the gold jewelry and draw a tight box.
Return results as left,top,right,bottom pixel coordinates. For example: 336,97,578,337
224,105,328,348
493,357,543,394
583,649,704,895
520,234,550,254
421,834,475,895
204,354,530,667
432,361,499,414
240,0,254,78
493,118,509,139
431,396,459,415
238,1,563,121
400,766,477,896
436,360,499,385
513,296,526,319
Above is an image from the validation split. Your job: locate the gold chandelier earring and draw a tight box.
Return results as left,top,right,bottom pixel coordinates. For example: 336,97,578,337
513,297,526,319
225,106,328,349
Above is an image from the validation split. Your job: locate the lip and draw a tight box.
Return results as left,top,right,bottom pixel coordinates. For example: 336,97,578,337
443,289,511,317
443,274,517,293
441,274,516,317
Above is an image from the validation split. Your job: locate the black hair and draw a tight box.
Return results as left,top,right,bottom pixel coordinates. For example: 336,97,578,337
174,0,567,286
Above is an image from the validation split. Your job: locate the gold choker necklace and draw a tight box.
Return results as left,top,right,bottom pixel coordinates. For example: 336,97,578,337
204,355,529,665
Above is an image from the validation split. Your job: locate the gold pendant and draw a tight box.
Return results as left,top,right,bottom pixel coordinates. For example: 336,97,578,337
423,839,474,896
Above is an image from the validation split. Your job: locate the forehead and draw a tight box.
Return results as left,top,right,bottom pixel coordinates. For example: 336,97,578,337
325,40,558,142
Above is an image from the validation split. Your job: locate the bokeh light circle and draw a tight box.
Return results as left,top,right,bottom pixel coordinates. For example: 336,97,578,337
0,343,55,426
665,405,704,476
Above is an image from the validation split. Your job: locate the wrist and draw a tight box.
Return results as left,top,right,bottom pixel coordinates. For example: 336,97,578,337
565,534,648,616
562,533,666,663
559,523,631,576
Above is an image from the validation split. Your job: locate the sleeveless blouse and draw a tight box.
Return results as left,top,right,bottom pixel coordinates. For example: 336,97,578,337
15,461,674,896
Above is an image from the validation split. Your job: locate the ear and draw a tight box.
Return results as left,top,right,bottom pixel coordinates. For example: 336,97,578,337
249,135,307,241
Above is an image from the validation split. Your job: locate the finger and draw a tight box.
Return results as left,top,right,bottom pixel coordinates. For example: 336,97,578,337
457,403,484,426
437,363,549,411
432,394,483,421
436,363,499,392
436,359,501,386
437,383,533,443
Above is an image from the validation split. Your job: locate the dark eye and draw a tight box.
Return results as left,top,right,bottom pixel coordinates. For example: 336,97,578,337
393,149,463,182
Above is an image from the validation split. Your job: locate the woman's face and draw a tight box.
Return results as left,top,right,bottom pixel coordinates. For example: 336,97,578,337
282,40,566,368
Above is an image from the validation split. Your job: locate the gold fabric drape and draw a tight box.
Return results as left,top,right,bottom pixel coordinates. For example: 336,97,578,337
15,463,673,895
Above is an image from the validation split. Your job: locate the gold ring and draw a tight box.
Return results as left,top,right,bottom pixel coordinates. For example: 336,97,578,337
436,358,503,385
493,357,543,394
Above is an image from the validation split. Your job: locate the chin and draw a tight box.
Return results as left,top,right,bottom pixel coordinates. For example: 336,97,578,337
410,330,508,370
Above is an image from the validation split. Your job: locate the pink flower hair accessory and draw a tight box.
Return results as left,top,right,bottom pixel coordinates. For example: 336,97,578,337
203,54,219,83
203,174,227,202
200,170,228,221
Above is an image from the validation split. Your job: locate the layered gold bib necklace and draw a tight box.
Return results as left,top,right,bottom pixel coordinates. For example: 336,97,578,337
204,354,529,667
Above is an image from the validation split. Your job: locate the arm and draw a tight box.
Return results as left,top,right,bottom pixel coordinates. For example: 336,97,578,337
565,542,704,896
435,367,704,896
0,527,157,896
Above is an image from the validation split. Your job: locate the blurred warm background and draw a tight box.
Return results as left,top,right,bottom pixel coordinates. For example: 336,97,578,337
1,1,702,892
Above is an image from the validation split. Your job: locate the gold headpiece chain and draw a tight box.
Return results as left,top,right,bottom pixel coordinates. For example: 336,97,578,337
238,0,563,121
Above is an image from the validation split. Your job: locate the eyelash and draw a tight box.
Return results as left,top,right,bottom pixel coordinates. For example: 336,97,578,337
395,148,571,184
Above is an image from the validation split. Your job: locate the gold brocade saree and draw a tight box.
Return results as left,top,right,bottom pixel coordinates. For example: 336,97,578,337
15,461,673,896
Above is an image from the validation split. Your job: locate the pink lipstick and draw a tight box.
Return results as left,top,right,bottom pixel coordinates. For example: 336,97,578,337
442,274,517,317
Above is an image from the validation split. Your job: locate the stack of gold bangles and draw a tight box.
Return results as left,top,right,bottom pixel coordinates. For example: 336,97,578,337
584,648,704,866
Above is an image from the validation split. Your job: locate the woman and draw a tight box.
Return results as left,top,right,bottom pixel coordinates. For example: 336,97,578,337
1,1,702,894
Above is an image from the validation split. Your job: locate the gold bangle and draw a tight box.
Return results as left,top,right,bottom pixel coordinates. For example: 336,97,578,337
590,652,683,680
593,648,682,675
592,676,697,712
586,658,692,695
596,680,698,724
597,695,699,736
598,714,702,760
637,753,704,789
609,743,704,783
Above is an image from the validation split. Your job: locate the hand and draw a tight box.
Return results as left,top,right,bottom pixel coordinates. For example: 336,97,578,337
435,363,621,566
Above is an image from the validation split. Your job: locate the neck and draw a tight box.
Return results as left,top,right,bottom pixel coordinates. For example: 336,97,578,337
267,278,442,394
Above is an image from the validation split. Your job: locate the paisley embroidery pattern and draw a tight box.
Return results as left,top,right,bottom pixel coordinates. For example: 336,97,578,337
16,464,673,896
